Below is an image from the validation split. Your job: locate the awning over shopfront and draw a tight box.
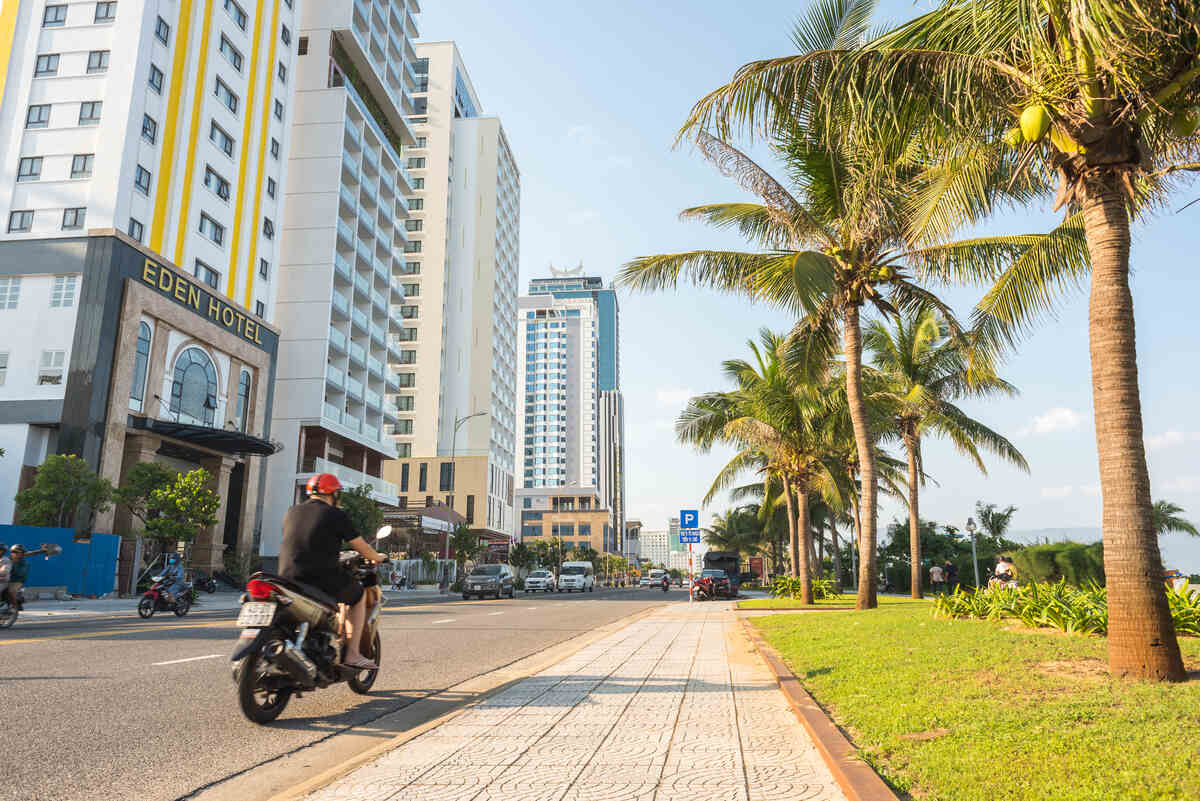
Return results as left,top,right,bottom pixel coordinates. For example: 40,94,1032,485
128,415,282,457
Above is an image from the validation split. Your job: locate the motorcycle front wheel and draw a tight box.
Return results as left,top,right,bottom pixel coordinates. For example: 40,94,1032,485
348,631,381,694
238,651,292,724
137,597,155,618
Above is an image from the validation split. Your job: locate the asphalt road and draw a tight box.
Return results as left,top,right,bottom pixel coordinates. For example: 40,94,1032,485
0,586,685,801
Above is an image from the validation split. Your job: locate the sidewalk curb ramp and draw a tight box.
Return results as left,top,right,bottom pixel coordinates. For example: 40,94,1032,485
186,604,662,801
740,617,901,801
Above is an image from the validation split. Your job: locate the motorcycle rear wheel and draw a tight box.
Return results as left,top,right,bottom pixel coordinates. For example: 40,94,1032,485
348,631,381,694
237,652,292,724
0,607,16,628
174,597,191,617
137,597,155,618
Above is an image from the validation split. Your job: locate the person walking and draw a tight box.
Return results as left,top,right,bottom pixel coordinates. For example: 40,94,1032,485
943,559,958,591
929,562,945,594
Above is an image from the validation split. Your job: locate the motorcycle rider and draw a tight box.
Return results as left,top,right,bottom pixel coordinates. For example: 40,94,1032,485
278,473,385,670
6,545,29,609
161,553,186,604
0,543,10,606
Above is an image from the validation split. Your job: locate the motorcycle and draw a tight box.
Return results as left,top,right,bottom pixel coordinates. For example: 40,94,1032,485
191,570,218,594
231,526,392,724
0,544,63,628
661,577,669,593
138,575,194,618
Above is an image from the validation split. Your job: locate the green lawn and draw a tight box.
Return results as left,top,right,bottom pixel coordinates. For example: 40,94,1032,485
755,605,1200,801
738,594,931,610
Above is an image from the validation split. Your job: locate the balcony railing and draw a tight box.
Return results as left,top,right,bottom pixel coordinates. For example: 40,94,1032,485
341,153,359,183
367,354,383,375
336,217,354,247
349,340,366,364
328,327,348,353
352,308,369,331
334,253,352,282
326,363,345,390
345,375,364,399
369,321,385,343
343,412,362,432
304,456,399,501
365,388,381,409
354,273,370,296
323,402,343,424
331,292,350,318
356,239,372,265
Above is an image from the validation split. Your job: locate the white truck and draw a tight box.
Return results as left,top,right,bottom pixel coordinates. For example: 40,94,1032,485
557,561,595,593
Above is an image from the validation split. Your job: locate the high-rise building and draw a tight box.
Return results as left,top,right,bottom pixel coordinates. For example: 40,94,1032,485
638,529,669,567
260,0,422,562
380,41,519,546
515,269,624,548
0,0,300,571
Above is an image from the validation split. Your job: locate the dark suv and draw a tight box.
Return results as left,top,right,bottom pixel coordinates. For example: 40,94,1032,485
463,564,515,600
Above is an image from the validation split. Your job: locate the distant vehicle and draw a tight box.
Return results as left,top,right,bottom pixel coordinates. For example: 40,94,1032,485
463,564,515,600
692,569,733,600
524,569,556,593
648,568,667,584
638,577,651,587
703,551,742,596
558,561,595,593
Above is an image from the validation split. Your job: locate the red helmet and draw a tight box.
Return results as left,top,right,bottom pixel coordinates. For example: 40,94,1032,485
306,473,343,497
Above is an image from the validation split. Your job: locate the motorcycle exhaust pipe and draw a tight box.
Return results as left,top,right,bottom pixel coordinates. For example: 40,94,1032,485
263,640,318,687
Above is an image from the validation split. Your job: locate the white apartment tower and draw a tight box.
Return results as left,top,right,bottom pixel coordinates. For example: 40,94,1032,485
261,0,423,560
381,41,520,544
0,0,299,569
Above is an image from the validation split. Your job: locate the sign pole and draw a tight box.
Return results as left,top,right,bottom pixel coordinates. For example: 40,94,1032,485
688,543,693,603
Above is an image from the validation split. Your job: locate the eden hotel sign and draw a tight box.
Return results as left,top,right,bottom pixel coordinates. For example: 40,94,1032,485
139,259,267,347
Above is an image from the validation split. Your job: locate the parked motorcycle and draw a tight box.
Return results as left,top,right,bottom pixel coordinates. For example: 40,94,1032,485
191,570,218,594
138,575,194,618
0,544,63,628
231,526,392,724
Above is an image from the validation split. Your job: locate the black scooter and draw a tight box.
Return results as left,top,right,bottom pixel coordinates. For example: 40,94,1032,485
0,544,64,628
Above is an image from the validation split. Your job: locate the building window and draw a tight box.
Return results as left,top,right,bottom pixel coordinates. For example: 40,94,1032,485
280,24,291,45
262,217,274,240
155,16,170,44
408,197,423,211
277,61,287,83
395,396,414,410
396,327,416,341
402,283,419,297
35,54,60,77
415,136,427,148
214,78,238,114
418,463,427,492
170,347,218,426
210,121,234,156
17,157,43,182
394,419,413,434
7,211,33,233
298,36,308,55
404,241,421,253
235,369,251,431
94,2,117,23
266,177,276,198
399,305,418,319
39,350,66,385
406,157,425,169
398,350,416,364
270,138,280,159
395,372,414,387
149,64,164,93
204,165,230,200
255,300,265,317
258,258,269,278
198,213,225,245
61,208,86,231
219,35,243,72
134,164,152,194
274,99,284,120
43,5,67,26
128,218,144,242
51,275,77,307
0,352,7,385
87,50,110,74
439,462,454,492
466,495,475,524
194,260,219,288
0,277,20,308
141,114,158,144
25,104,51,129
71,154,94,178
404,262,420,275
79,101,102,126
399,463,409,492
405,219,422,232
223,0,247,30
412,177,424,189
129,321,151,410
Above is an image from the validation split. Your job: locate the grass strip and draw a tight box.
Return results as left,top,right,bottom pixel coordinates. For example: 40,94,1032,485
738,594,931,610
754,605,1200,801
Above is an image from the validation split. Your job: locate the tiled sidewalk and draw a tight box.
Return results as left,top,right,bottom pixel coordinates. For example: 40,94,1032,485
306,602,849,801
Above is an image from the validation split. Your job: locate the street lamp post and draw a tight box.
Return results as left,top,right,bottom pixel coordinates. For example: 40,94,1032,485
446,410,488,561
966,517,979,587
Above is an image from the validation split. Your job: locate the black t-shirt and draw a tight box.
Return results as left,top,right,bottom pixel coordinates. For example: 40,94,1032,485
278,500,359,582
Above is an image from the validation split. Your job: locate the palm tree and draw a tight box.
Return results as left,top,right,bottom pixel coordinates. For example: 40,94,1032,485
975,501,1018,546
703,506,766,560
866,310,1028,597
678,0,1193,681
1152,501,1199,538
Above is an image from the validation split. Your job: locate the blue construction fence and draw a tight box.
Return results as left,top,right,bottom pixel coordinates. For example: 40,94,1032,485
0,526,120,596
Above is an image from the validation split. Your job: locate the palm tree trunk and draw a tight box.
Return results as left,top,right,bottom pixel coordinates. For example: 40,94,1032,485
845,305,879,609
849,478,861,590
782,474,800,578
1082,174,1185,682
905,430,922,599
829,521,843,594
817,525,825,573
796,488,813,604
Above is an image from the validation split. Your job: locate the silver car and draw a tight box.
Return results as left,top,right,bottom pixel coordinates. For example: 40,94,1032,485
524,569,556,593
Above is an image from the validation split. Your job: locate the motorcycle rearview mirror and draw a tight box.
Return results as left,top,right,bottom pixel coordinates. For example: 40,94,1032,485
375,525,392,541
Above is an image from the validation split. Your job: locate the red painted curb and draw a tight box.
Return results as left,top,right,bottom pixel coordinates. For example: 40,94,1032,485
741,619,900,801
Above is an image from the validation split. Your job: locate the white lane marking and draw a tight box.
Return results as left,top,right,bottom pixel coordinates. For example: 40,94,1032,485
487,611,503,616
152,654,223,666
432,618,456,624
526,607,538,610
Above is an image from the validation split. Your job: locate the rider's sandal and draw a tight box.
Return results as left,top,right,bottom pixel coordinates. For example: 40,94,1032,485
342,655,377,670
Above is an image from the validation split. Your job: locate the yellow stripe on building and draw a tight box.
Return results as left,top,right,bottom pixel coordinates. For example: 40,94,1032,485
172,0,217,270
150,0,200,253
226,0,270,300
244,0,282,310
0,0,21,112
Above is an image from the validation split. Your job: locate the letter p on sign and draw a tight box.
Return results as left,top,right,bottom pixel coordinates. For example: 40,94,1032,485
680,509,699,530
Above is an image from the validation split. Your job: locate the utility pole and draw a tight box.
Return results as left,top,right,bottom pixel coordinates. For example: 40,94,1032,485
445,410,488,561
966,516,979,587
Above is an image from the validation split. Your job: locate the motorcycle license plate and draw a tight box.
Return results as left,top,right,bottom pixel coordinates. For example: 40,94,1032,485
472,584,481,590
237,602,277,627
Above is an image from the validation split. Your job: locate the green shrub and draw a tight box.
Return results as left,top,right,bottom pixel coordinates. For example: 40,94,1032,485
1014,544,1061,583
768,575,838,601
1012,541,1105,587
1055,543,1104,586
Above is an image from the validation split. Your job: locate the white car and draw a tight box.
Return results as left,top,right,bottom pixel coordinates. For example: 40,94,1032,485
639,577,650,587
524,569,556,593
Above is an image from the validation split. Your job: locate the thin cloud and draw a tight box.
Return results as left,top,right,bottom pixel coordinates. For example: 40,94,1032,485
1020,407,1083,436
1146,431,1200,451
1041,486,1075,499
1080,484,1102,497
656,389,694,407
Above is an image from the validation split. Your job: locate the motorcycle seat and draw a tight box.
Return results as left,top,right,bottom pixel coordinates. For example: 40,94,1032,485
252,572,339,611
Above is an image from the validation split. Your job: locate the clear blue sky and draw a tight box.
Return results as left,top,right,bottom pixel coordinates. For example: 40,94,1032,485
420,0,1200,571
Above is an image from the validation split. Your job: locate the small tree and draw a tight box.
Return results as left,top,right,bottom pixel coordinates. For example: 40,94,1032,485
509,542,533,574
114,462,175,533
339,483,385,542
975,502,1019,548
14,453,113,530
145,469,220,549
450,524,482,574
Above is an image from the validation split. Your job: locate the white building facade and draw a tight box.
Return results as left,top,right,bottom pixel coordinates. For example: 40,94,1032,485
639,529,669,567
261,0,424,561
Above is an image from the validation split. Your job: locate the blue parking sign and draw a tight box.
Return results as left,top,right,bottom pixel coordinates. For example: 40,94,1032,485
680,509,699,530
